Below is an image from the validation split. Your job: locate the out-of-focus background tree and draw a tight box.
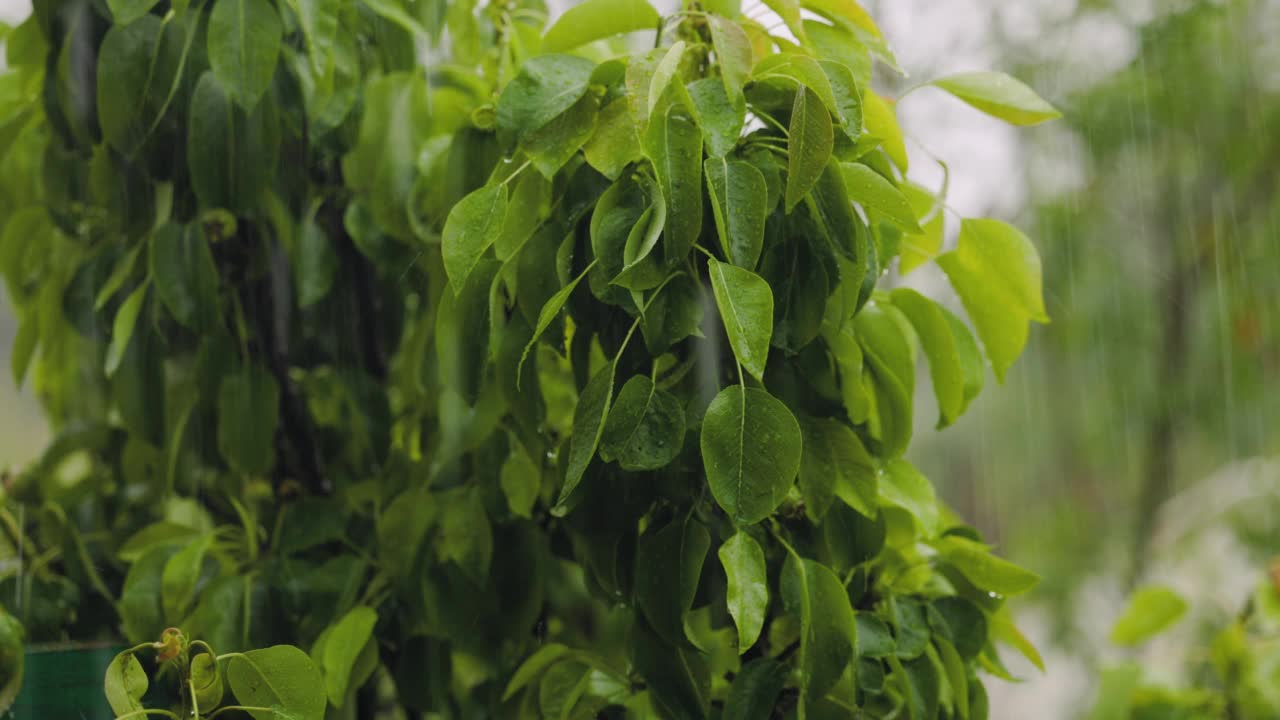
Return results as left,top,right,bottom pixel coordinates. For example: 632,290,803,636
1,0,1277,716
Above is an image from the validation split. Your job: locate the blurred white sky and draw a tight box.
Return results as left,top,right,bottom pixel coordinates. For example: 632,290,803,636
0,0,29,24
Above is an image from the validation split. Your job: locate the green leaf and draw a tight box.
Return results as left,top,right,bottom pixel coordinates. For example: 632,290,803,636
856,612,895,658
862,91,907,171
757,0,806,43
878,458,938,537
898,181,944,275
104,650,148,716
806,159,865,266
631,616,710,720
799,416,876,520
936,218,1048,381
707,257,773,382
688,78,744,159
436,259,499,406
541,0,659,52
752,54,839,112
841,163,921,232
936,535,1040,596
719,531,767,654
217,364,280,476
322,607,378,706
442,183,508,292
722,658,788,719
294,208,337,307
635,514,710,647
524,92,601,178
160,533,212,622
708,16,752,110
499,442,540,519
226,645,326,720
108,0,160,24
600,375,685,471
207,0,282,109
818,59,862,142
497,54,596,140
104,284,147,377
1110,586,1188,646
785,86,834,212
191,652,225,709
341,72,430,239
781,552,856,708
504,644,571,701
118,522,201,563
702,385,803,526
437,486,493,584
377,483,435,579
644,97,703,264
538,659,591,719
582,98,643,180
96,16,187,154
929,72,1061,126
188,72,281,213
889,288,966,427
854,302,915,457
518,263,593,382
557,362,616,510
615,174,667,287
705,158,767,270
151,223,219,331
647,41,687,120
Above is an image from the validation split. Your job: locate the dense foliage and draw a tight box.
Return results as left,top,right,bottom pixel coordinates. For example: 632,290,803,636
0,0,1061,716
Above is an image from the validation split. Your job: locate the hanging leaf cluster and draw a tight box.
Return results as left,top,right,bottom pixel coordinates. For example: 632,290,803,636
0,0,1059,716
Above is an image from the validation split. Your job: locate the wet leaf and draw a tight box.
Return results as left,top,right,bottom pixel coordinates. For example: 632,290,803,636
702,385,802,526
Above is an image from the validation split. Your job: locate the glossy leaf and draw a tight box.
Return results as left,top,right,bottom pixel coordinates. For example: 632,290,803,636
644,97,703,264
889,288,966,427
878,459,939,537
782,552,857,708
862,90,907,171
799,416,876,520
702,385,803,526
786,87,834,211
705,158,766,270
841,162,921,232
207,0,283,109
557,363,616,509
707,257,773,382
930,72,1061,126
497,54,596,140
226,645,326,720
722,658,787,719
936,218,1048,381
936,535,1040,596
541,0,659,52
600,375,685,471
719,531,768,653
583,99,643,180
708,16,752,109
442,183,508,292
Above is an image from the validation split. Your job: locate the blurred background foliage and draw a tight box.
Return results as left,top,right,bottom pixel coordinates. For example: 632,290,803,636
0,0,1277,717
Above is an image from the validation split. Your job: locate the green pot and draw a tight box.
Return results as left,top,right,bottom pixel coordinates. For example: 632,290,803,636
5,642,123,720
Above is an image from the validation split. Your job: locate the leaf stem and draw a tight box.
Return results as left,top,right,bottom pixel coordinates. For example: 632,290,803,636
206,706,275,719
114,710,182,719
